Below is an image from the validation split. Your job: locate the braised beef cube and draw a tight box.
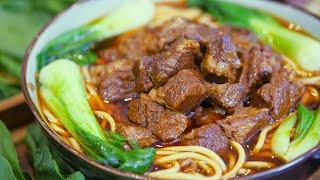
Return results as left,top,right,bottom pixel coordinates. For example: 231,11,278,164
97,47,123,63
193,106,225,127
254,70,304,120
168,38,201,56
217,107,270,143
150,109,188,142
117,121,157,147
128,95,188,142
150,69,209,113
128,94,164,127
239,46,282,91
209,83,245,110
150,50,196,86
201,34,241,82
98,60,138,102
180,123,229,152
118,28,159,59
133,56,154,92
156,18,217,49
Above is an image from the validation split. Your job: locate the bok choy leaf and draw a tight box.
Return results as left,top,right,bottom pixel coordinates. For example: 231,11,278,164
37,0,155,70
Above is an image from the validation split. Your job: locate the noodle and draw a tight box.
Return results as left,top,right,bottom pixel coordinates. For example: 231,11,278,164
238,168,251,175
156,150,177,155
43,107,61,125
243,161,274,169
253,125,273,153
50,122,70,137
158,146,227,171
197,160,213,174
94,111,116,132
155,172,216,180
81,66,92,83
148,161,180,177
155,152,222,179
222,141,246,180
68,137,82,152
86,84,105,109
227,154,236,171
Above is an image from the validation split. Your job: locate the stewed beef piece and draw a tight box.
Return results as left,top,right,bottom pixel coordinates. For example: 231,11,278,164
128,95,188,142
149,69,209,113
180,123,229,152
98,59,138,102
217,107,270,143
117,121,157,147
254,69,304,120
209,83,245,111
193,106,225,127
155,18,217,48
98,28,159,62
208,45,283,111
201,34,241,82
149,47,198,86
133,38,200,91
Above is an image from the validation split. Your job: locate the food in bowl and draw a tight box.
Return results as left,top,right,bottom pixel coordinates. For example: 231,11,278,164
34,0,320,179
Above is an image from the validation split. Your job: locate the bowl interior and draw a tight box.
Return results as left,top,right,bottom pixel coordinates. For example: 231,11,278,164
22,0,320,179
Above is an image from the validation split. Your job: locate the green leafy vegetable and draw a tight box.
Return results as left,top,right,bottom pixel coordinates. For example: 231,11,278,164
270,104,320,161
285,108,320,161
0,121,25,180
271,113,297,159
24,123,85,180
39,59,155,174
188,0,320,72
293,105,315,141
0,156,17,180
37,0,155,70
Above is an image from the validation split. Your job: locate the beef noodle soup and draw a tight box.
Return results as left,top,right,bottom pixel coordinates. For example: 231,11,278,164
36,1,320,179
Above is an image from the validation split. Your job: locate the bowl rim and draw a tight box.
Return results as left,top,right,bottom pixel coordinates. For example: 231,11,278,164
21,1,320,179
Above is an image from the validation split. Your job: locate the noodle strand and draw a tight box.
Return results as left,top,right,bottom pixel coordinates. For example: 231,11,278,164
94,111,116,132
222,141,246,180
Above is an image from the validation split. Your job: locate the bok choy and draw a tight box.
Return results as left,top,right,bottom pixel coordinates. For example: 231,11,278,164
37,0,155,70
39,59,155,174
188,0,320,72
271,105,320,161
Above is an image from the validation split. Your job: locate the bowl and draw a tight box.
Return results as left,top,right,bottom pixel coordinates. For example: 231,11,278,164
22,0,320,179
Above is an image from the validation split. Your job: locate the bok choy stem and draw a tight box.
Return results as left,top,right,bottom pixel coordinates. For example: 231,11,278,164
39,59,155,174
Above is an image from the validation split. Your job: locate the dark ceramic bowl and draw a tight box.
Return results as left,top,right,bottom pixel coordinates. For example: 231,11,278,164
22,0,320,179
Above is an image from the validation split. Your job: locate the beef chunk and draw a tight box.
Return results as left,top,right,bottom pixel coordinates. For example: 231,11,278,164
208,45,282,111
150,69,209,113
193,106,225,127
128,95,188,142
239,46,282,91
156,18,217,48
201,34,241,82
209,83,245,110
98,59,138,102
217,107,270,143
134,38,200,90
254,70,304,120
149,40,199,86
180,123,229,152
133,56,154,92
117,121,157,147
117,28,159,59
